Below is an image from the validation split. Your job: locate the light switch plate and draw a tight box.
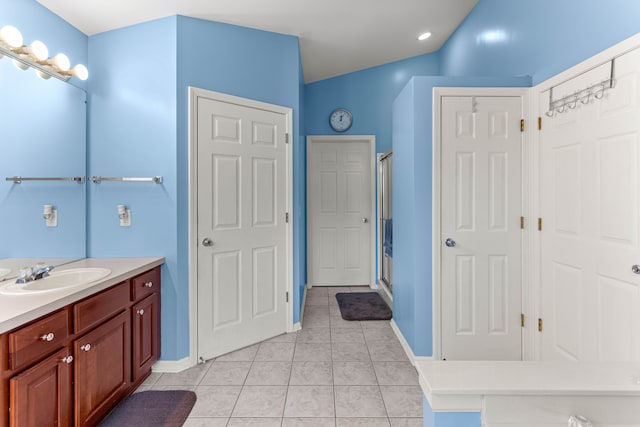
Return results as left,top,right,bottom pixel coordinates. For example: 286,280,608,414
119,209,131,227
46,210,58,227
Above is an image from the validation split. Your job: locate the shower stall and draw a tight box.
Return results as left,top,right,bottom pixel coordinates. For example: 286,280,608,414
378,150,393,297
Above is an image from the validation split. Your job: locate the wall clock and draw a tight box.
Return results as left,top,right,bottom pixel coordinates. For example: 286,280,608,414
329,108,353,132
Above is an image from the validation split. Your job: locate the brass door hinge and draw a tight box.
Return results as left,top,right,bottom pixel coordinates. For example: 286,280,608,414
521,313,525,327
538,318,543,332
285,133,289,144
520,119,525,132
286,212,289,223
520,216,524,229
538,117,542,130
286,291,289,302
538,218,542,231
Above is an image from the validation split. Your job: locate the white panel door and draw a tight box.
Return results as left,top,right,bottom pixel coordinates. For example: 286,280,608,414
308,137,373,286
197,96,288,360
441,96,523,360
540,49,640,361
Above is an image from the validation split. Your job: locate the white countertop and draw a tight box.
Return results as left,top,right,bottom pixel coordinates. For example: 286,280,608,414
416,360,640,411
0,257,164,334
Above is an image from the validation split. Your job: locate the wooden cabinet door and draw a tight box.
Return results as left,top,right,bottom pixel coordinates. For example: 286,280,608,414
132,293,160,382
9,348,72,427
74,311,131,427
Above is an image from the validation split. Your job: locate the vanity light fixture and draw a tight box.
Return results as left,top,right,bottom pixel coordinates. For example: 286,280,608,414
0,24,88,82
418,32,432,41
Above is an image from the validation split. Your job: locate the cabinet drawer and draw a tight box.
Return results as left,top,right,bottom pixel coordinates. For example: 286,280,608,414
131,267,160,302
8,309,70,371
74,281,129,334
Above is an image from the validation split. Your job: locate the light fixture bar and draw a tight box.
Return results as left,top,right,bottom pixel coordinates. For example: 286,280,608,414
0,44,71,81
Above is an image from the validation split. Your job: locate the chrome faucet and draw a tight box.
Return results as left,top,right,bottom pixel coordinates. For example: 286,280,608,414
15,263,54,284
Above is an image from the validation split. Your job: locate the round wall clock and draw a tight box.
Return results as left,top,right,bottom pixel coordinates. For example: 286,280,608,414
329,108,353,132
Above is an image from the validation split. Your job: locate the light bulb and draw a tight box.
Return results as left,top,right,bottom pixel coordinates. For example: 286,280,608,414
12,59,28,71
27,40,48,61
418,32,432,41
0,25,23,49
35,69,52,80
71,63,88,80
50,53,70,71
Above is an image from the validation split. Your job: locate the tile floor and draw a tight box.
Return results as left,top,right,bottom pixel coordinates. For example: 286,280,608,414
138,286,423,427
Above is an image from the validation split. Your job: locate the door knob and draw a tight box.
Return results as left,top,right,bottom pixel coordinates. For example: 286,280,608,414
633,265,640,274
202,238,214,247
361,218,368,223
444,238,456,247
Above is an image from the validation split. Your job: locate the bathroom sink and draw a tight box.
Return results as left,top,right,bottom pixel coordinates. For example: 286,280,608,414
0,268,111,295
0,268,10,281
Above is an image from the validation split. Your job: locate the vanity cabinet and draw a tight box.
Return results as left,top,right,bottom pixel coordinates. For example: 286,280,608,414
9,348,72,427
74,311,131,426
0,265,161,427
132,293,160,382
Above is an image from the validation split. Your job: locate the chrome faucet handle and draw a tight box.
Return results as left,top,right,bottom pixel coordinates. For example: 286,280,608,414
32,264,54,280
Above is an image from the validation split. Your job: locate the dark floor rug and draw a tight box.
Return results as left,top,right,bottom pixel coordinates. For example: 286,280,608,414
335,292,392,320
100,390,196,427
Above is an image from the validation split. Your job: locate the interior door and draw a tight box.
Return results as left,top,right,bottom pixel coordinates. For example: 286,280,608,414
308,137,373,286
197,95,288,360
440,95,523,360
540,49,640,361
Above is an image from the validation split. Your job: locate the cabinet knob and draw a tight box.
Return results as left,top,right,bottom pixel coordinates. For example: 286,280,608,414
40,332,55,342
137,309,145,316
144,281,154,288
80,344,91,352
61,356,73,364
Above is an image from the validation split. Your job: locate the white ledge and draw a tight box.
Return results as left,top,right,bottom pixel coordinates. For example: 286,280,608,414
416,360,640,412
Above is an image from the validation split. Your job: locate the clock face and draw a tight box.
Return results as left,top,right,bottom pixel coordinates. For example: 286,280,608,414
329,108,353,132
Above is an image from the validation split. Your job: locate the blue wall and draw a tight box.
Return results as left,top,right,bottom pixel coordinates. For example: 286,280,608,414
0,0,88,259
440,0,640,85
423,396,480,427
392,76,530,357
175,15,304,329
87,17,180,358
305,53,440,154
88,15,304,361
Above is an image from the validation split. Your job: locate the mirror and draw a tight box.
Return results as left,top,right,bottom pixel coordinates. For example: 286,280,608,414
0,54,86,279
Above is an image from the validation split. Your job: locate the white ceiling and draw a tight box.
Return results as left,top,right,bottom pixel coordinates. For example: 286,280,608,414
36,0,478,83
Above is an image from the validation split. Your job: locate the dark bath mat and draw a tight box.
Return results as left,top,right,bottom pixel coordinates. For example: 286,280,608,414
100,390,196,427
335,292,392,321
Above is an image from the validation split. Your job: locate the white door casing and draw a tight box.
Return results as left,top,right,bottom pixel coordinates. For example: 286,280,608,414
438,93,524,360
190,88,293,362
539,47,640,362
307,136,376,287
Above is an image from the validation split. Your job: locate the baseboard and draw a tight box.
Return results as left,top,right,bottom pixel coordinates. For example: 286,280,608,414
377,283,392,308
152,357,192,373
390,319,434,366
298,284,308,327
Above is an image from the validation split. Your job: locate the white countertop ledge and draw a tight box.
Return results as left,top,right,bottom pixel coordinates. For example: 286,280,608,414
0,257,164,334
416,360,640,412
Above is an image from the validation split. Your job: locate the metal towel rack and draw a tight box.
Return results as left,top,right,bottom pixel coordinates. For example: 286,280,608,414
90,176,163,184
5,176,85,184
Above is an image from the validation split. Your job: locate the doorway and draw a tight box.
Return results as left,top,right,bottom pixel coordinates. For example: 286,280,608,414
307,135,376,287
434,89,527,360
189,88,293,362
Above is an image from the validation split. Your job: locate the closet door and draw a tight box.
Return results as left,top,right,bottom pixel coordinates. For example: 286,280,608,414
440,95,523,360
540,49,640,361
